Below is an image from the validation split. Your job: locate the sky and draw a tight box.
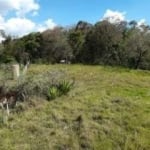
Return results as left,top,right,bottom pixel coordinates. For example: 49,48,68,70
0,0,150,40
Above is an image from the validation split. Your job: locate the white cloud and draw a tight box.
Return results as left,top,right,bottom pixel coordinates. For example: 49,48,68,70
45,19,57,29
36,19,57,32
102,9,126,24
137,19,146,26
0,15,57,38
136,19,148,32
4,17,36,37
0,0,57,40
11,0,39,17
102,9,148,29
0,15,5,30
0,0,39,17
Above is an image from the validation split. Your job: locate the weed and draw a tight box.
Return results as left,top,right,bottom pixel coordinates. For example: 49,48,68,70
58,80,74,95
47,86,59,100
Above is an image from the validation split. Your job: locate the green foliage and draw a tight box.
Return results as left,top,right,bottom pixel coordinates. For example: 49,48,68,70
41,27,73,63
47,80,74,100
15,70,68,100
0,55,16,63
1,20,150,70
58,80,74,95
47,86,59,100
0,67,74,112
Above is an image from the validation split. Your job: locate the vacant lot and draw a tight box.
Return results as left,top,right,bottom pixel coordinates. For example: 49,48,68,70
0,64,150,150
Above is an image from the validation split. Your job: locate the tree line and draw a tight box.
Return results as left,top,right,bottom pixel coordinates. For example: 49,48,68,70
0,19,150,70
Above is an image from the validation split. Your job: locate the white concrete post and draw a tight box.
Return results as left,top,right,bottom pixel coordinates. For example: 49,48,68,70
12,64,20,80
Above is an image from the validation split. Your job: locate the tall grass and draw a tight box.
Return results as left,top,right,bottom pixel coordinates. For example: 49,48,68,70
0,64,149,150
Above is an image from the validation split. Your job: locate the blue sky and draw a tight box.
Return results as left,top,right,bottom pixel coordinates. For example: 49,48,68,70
36,0,150,25
0,0,150,39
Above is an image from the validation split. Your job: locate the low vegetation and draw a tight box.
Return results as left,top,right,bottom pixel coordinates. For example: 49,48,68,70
47,80,74,100
0,65,74,107
0,64,149,150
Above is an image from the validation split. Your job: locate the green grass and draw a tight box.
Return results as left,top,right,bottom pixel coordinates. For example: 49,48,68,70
0,64,150,150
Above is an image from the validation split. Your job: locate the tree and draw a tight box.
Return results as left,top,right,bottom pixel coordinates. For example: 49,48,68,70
82,20,123,65
41,27,72,63
124,25,150,69
68,21,92,62
23,32,42,63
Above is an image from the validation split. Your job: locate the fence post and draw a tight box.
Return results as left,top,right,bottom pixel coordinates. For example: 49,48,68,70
12,64,20,80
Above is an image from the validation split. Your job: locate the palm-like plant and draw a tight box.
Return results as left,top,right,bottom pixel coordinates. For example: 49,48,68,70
57,80,74,95
47,86,59,100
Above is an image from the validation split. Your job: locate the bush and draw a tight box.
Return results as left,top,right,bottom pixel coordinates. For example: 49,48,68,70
14,70,67,100
0,69,74,111
57,80,74,95
47,86,59,100
47,80,74,100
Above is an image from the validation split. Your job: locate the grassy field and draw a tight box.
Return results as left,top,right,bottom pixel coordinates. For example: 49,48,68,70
0,64,150,150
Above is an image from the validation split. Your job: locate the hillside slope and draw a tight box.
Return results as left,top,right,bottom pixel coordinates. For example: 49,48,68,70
0,65,150,150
